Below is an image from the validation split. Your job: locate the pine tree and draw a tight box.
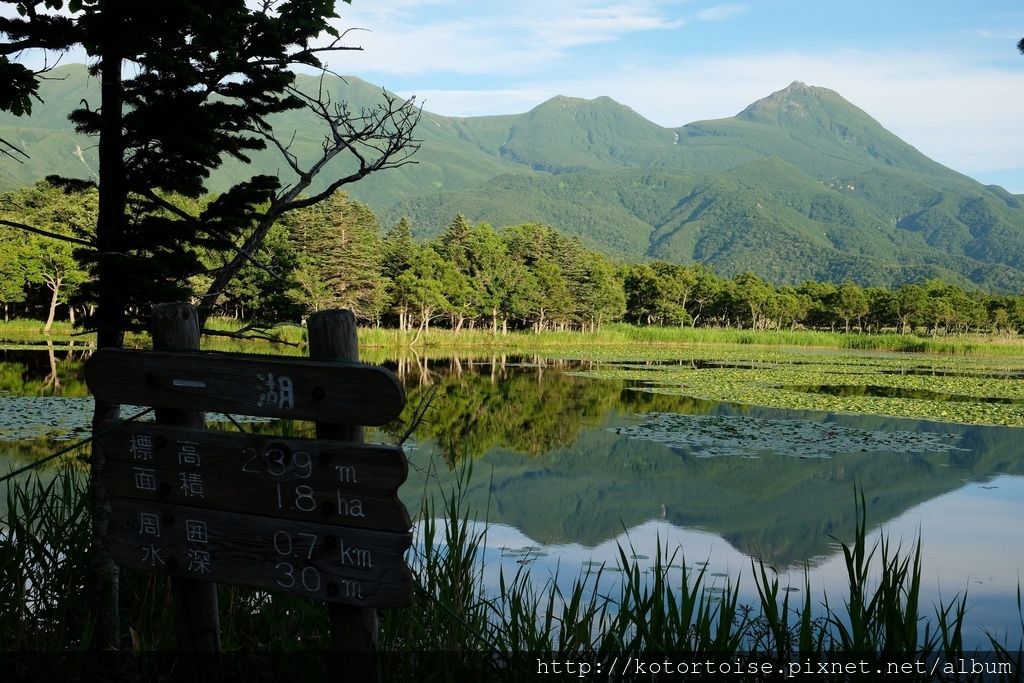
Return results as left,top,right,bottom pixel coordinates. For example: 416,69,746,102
1,1,418,647
288,192,384,321
380,217,420,330
435,214,479,330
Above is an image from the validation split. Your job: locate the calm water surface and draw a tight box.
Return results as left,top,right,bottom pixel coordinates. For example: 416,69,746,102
2,347,1023,643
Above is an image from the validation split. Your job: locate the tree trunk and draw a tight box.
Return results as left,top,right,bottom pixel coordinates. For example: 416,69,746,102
88,13,128,651
43,277,62,335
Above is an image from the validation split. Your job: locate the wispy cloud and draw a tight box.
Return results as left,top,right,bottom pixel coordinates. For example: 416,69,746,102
321,2,1024,189
974,28,1024,41
335,1,687,76
394,49,1024,184
695,4,749,22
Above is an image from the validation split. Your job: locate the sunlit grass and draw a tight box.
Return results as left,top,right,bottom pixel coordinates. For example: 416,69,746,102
3,316,1024,358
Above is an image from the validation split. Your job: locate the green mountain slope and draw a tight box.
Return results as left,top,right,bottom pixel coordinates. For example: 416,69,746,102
4,68,1024,290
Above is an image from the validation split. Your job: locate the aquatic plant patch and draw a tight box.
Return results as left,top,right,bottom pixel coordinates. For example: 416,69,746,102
0,395,96,442
574,351,1024,426
0,394,274,442
614,413,966,458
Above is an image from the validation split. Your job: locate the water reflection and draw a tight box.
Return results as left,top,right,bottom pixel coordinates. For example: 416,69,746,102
2,349,1024,639
785,383,1024,404
362,355,1024,569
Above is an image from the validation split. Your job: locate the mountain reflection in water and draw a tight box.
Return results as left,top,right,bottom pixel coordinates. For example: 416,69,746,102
2,348,1023,641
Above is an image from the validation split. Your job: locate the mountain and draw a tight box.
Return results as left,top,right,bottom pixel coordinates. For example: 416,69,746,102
3,66,1024,290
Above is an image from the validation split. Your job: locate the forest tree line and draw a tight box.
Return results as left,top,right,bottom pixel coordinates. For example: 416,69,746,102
2,181,1024,336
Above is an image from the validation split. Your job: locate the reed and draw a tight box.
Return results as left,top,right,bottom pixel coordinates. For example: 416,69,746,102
0,464,92,650
1,465,1019,680
4,316,1024,358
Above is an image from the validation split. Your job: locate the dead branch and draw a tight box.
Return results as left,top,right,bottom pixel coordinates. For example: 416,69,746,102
200,326,300,347
0,217,94,247
0,137,29,162
197,84,421,322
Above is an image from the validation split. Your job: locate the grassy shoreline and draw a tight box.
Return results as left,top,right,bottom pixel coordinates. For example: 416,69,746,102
4,318,1024,358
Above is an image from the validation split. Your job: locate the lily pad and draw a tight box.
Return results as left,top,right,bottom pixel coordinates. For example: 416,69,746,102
613,413,965,458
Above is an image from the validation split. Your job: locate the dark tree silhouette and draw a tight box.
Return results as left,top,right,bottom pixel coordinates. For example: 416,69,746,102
1,0,419,647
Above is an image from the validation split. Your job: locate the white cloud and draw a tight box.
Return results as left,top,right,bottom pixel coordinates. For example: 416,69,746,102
387,49,1024,186
332,1,687,76
401,87,555,118
974,27,1024,41
695,4,749,21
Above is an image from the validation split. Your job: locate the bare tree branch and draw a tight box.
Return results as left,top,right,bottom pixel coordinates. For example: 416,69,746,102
134,189,289,284
248,123,303,176
136,189,198,223
0,136,29,162
200,325,300,347
197,84,421,321
0,217,94,247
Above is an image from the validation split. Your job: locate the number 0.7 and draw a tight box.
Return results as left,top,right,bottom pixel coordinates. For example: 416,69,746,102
273,530,317,559
273,530,321,593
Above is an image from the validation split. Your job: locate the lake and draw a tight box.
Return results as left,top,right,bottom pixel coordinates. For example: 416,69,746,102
3,344,1023,645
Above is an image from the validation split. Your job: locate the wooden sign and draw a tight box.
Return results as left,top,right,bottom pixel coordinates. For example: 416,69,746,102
108,498,413,607
85,349,405,425
97,423,411,533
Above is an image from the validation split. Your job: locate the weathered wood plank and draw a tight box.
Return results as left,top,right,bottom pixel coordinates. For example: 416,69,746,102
108,498,413,608
151,302,221,656
85,348,405,425
309,309,382,662
98,423,411,533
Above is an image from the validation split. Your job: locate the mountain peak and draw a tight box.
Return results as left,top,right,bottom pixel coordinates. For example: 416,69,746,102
538,94,587,109
738,81,845,120
779,81,835,96
533,93,635,114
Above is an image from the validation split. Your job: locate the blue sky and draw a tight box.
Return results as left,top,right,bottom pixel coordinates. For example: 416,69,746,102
326,0,1024,192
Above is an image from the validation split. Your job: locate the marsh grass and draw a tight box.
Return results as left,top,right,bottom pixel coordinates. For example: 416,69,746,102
5,317,1024,358
1,466,1021,680
0,320,78,341
357,323,1024,357
0,463,92,650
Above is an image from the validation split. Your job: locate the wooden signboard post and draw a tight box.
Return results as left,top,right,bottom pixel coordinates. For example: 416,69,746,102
97,425,410,533
107,498,412,608
86,305,410,662
86,348,404,425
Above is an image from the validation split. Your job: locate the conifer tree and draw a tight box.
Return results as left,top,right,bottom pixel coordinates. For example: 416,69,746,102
288,191,384,321
1,0,419,647
381,216,419,330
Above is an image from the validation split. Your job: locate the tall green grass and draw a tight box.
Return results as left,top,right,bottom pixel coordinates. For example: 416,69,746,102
336,323,1024,357
0,320,78,340
4,316,1023,357
0,464,93,650
2,466,1021,679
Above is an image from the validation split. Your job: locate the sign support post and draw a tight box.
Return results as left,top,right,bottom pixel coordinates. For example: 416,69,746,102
87,304,410,672
152,303,221,653
308,310,379,676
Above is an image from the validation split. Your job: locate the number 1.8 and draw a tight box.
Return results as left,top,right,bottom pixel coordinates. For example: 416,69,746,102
276,484,316,512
